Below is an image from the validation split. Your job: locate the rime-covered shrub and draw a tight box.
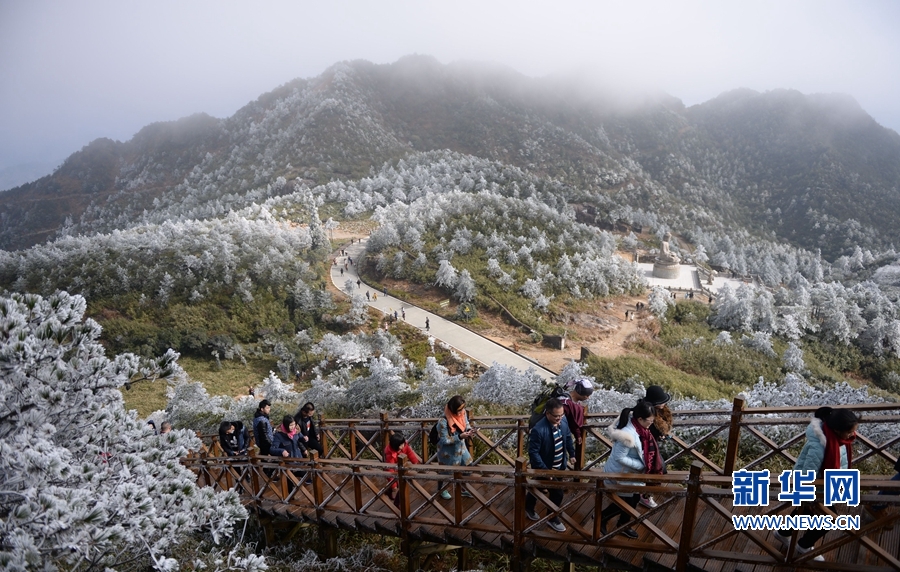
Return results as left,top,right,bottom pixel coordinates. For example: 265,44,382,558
648,286,674,321
0,291,247,570
713,331,734,346
741,331,777,358
343,356,413,413
782,341,807,374
409,357,472,417
470,363,544,408
257,371,301,404
165,380,232,434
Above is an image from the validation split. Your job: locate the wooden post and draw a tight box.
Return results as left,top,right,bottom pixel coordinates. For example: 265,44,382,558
593,478,604,541
457,547,469,571
676,462,703,572
380,411,391,462
352,465,363,511
312,451,324,515
517,418,526,458
309,451,337,559
512,457,528,572
576,438,585,472
349,421,357,460
250,451,261,502
279,458,288,500
398,455,418,572
319,415,328,458
421,420,430,461
723,397,745,476
198,448,209,488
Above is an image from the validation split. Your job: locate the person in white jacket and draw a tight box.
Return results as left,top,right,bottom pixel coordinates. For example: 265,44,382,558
600,400,661,539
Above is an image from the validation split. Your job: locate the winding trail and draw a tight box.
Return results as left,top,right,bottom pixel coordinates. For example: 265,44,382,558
330,238,556,380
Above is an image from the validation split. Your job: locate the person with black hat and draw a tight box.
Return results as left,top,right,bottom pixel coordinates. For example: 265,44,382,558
643,385,673,441
561,378,594,470
640,385,672,508
252,399,274,456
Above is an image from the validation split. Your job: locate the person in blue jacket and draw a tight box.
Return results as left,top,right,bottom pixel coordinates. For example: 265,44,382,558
774,407,860,561
600,400,660,539
526,397,575,532
270,415,307,459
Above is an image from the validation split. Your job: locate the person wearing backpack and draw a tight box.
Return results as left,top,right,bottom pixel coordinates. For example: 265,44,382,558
560,378,594,470
436,395,474,500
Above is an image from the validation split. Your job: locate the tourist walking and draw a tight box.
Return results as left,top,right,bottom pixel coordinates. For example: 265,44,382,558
526,397,575,532
294,402,324,457
436,395,474,500
640,385,673,507
601,400,661,538
774,407,860,561
252,399,274,456
560,378,593,470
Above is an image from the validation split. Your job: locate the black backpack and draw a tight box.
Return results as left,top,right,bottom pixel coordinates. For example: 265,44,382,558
429,411,470,445
528,384,567,430
428,423,440,446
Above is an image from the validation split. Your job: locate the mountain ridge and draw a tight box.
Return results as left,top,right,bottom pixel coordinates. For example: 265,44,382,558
2,56,898,258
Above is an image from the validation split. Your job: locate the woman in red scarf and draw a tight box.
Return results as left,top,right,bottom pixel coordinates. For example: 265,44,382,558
436,395,474,500
775,407,860,561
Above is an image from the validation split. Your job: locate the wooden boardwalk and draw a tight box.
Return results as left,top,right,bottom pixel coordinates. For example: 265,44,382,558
185,400,900,571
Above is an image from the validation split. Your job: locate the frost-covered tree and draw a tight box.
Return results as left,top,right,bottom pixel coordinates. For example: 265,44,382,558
343,356,411,413
693,244,708,265
741,331,777,358
471,363,544,408
454,269,477,302
257,371,301,403
713,331,733,346
648,286,674,321
411,357,472,416
0,291,247,570
337,293,370,327
782,341,806,374
434,259,458,289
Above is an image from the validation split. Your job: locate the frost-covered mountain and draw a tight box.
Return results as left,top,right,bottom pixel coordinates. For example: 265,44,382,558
2,55,900,258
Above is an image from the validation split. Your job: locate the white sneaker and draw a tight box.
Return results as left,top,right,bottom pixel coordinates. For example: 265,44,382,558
548,519,566,532
639,495,658,509
795,543,825,562
776,534,823,561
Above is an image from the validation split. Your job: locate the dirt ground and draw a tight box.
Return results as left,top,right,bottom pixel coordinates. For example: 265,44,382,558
331,231,651,375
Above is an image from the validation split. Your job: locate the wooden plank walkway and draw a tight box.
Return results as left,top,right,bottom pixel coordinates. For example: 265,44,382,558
190,457,900,571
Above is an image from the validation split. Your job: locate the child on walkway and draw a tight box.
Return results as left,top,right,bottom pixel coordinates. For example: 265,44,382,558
384,433,421,502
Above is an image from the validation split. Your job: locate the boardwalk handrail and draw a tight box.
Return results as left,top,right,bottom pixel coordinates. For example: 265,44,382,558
201,400,900,476
184,451,900,571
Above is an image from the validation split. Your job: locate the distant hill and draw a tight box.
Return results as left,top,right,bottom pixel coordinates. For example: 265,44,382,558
3,55,899,258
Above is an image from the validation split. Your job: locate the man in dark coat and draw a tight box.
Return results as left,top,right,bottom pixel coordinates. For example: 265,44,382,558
252,400,274,456
526,398,575,532
294,402,324,457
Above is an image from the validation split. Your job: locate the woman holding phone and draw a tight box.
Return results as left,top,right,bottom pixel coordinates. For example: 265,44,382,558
436,395,474,500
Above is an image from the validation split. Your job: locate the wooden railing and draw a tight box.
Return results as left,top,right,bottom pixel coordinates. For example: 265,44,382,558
191,400,900,571
205,400,900,475
184,453,900,571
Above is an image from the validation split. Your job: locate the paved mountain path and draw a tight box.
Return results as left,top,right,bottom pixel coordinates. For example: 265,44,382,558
329,238,556,381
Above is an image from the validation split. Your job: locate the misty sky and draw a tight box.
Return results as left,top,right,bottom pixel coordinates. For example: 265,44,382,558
2,0,899,179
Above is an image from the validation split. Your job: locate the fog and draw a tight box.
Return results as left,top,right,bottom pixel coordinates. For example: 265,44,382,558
2,0,899,187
